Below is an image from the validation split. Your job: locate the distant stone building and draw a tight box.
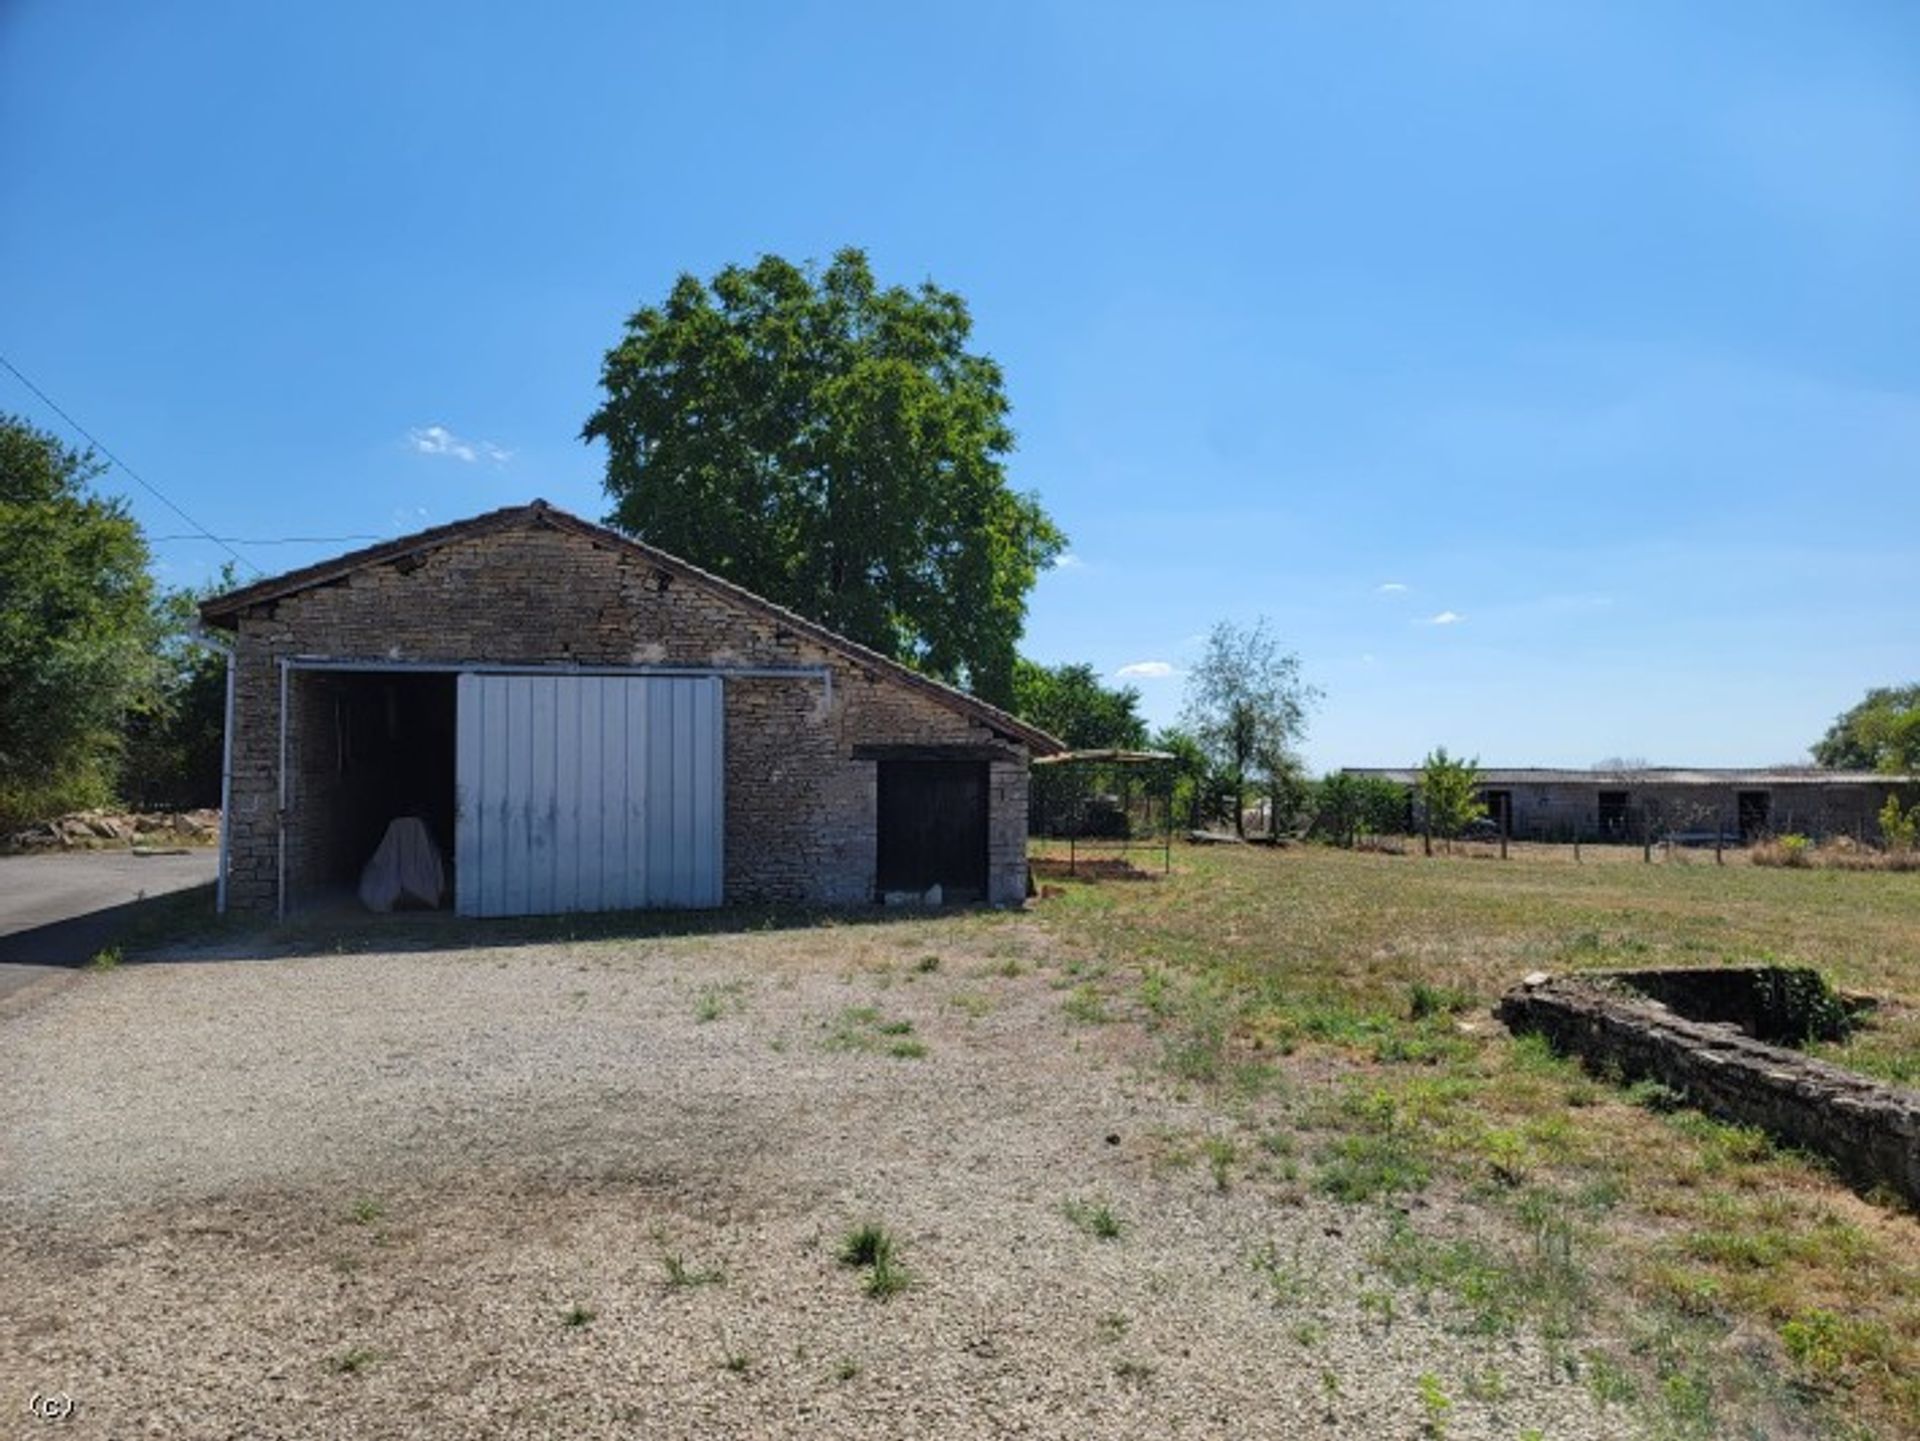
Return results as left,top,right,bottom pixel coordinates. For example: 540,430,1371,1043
1340,767,1917,844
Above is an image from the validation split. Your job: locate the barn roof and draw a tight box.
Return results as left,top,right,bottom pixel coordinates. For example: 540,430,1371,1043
1342,766,1914,787
199,499,1064,755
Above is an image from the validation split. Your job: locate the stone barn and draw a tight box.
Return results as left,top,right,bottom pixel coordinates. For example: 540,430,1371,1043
201,500,1061,917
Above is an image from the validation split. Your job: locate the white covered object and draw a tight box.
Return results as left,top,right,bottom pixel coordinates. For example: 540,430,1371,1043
358,816,447,912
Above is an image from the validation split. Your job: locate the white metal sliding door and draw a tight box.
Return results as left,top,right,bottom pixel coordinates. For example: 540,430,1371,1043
455,673,723,916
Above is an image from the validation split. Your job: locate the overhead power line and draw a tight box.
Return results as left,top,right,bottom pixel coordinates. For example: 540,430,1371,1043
0,350,262,576
150,533,384,546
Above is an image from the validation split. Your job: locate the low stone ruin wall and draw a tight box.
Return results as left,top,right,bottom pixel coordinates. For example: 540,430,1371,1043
1499,972,1920,1206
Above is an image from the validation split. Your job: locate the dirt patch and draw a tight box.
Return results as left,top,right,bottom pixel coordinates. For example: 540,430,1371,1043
1030,857,1160,883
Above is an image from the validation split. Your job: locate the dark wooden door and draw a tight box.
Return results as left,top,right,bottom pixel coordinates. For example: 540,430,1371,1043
876,760,988,901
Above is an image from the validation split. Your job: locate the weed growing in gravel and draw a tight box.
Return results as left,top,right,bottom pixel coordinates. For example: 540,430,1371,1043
1203,1136,1237,1191
1358,1288,1396,1329
838,1222,911,1299
864,1252,911,1298
1114,1359,1155,1385
824,1008,923,1057
1250,1241,1315,1309
694,990,725,1023
1063,984,1111,1025
1095,1312,1131,1342
721,1351,752,1374
1463,1367,1506,1403
86,946,121,971
1416,1373,1452,1438
915,954,941,974
947,990,993,1019
661,1252,725,1289
839,1223,891,1267
834,1359,860,1382
1062,1198,1124,1239
326,1346,380,1375
347,1197,385,1226
561,1304,596,1328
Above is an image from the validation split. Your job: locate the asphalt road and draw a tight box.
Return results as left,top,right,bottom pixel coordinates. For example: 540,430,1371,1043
0,850,218,998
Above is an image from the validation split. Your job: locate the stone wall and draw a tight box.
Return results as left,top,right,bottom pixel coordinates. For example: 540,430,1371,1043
1499,973,1920,1206
221,515,1032,914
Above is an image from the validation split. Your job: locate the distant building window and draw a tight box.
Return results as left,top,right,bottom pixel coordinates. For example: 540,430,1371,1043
1598,791,1628,838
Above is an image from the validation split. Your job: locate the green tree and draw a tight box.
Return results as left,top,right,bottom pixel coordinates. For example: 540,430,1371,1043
1417,747,1486,845
1153,725,1236,833
1813,685,1920,774
584,248,1064,706
121,568,235,811
1012,660,1146,750
1180,618,1316,838
0,415,157,827
1315,772,1410,847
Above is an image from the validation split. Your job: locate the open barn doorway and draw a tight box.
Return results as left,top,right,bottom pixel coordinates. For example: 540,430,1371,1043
876,759,988,903
285,668,456,911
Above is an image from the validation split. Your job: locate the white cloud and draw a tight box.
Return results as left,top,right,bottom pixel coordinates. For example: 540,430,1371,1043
1116,660,1177,679
1376,581,1409,593
408,424,511,465
1421,610,1464,626
1051,551,1086,571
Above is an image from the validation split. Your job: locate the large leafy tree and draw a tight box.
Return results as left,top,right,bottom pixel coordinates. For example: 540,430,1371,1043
584,249,1064,706
0,415,158,826
121,567,236,811
1813,685,1920,774
1179,618,1316,838
1012,660,1146,750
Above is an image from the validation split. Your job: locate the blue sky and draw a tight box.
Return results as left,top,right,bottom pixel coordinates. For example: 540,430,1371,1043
4,2,1916,769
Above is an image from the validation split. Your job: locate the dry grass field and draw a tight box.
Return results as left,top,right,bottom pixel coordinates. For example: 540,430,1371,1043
1031,841,1920,1438
2,842,1914,1439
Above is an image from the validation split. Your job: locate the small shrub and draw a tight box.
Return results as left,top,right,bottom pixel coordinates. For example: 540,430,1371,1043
1877,794,1918,852
914,954,942,974
561,1303,596,1328
347,1197,385,1226
86,946,122,971
1752,834,1812,868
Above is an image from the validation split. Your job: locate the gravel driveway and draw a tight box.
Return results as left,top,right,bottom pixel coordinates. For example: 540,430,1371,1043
1,917,1630,1439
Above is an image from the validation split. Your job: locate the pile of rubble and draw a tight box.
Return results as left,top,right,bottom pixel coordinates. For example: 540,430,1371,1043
4,808,221,853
